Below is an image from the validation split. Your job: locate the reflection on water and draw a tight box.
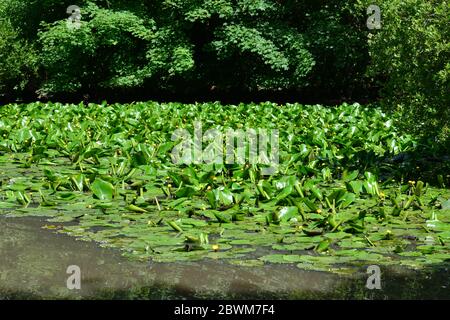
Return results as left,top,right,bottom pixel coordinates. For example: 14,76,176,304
0,217,448,299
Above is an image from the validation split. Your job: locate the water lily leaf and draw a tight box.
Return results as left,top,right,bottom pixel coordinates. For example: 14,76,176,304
167,221,183,232
71,174,85,192
414,181,424,197
278,206,299,222
229,259,264,267
259,254,289,264
275,185,294,201
441,199,450,211
310,186,323,201
176,186,196,198
327,189,346,203
91,178,115,200
126,204,148,213
303,228,323,236
364,171,377,183
339,192,356,208
343,170,359,182
214,211,231,223
58,192,77,201
315,240,331,252
347,180,363,195
302,198,318,212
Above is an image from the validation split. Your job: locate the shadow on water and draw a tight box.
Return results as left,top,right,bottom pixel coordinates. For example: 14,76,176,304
0,216,448,300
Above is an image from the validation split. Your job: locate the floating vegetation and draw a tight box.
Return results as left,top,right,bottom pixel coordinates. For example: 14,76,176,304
0,102,449,274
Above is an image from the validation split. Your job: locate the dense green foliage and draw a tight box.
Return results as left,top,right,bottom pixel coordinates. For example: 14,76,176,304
0,19,37,97
1,102,449,272
368,0,450,138
0,0,368,97
0,0,448,134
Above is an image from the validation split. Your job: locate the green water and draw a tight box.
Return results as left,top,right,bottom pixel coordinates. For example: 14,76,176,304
0,216,448,299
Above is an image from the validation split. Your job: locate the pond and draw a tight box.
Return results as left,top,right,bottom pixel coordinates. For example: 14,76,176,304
1,102,449,299
1,216,448,300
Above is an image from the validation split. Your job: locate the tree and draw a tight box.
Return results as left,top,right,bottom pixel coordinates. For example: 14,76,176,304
367,0,449,140
0,1,372,99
